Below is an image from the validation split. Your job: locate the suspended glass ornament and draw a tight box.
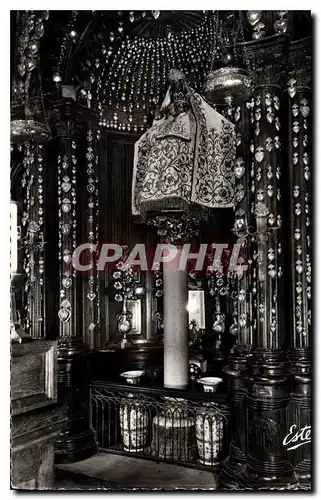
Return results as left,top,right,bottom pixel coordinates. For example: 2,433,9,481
212,297,225,334
28,42,39,56
252,22,266,40
53,71,62,83
229,315,239,336
35,22,44,39
17,63,26,77
274,10,288,34
26,58,36,72
247,11,262,27
274,18,288,34
41,11,50,21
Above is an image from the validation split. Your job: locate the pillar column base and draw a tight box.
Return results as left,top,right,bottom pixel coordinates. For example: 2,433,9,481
55,338,97,464
220,345,252,489
55,430,97,465
288,348,312,488
239,456,297,490
220,444,246,489
240,349,296,490
294,458,311,487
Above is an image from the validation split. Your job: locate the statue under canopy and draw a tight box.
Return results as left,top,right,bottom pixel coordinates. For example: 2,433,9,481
132,69,236,217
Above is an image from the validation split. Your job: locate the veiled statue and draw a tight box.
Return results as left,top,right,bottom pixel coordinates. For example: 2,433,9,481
132,69,236,217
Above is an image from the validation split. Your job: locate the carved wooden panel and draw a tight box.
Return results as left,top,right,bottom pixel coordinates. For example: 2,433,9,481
12,352,45,399
11,340,57,416
11,404,67,490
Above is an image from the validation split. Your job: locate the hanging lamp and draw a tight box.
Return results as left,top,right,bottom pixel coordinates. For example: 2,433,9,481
11,93,51,144
203,11,254,106
11,11,51,144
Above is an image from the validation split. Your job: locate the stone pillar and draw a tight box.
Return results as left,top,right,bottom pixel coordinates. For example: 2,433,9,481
148,213,200,459
148,213,200,388
52,97,97,463
220,102,253,488
163,251,189,389
285,74,312,486
240,78,296,488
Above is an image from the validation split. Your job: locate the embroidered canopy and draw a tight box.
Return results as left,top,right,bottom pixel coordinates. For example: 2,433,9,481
132,70,236,217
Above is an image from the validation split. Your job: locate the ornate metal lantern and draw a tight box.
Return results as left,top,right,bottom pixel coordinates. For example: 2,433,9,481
11,11,50,144
203,67,254,106
203,11,254,106
11,116,50,144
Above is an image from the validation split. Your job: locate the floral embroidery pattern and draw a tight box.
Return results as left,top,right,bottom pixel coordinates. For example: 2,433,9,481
132,90,235,214
155,113,191,141
133,125,194,213
190,92,236,207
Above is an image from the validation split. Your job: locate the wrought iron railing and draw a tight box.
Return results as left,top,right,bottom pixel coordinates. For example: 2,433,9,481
90,381,230,471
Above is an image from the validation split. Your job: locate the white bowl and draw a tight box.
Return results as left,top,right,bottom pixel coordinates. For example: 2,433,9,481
120,370,144,385
198,377,223,393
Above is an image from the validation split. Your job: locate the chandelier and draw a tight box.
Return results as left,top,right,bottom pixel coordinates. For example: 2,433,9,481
203,11,254,106
11,11,51,144
11,97,51,145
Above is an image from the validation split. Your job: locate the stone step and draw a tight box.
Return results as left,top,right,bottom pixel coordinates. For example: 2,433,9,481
55,452,218,490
